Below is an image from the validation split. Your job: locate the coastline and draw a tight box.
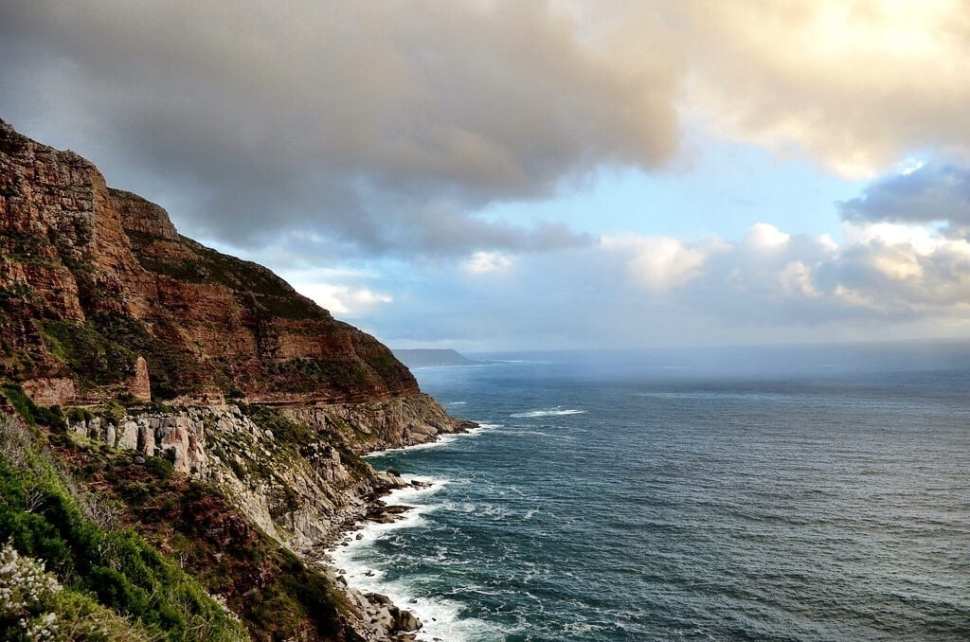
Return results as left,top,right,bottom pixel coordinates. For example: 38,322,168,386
326,423,495,642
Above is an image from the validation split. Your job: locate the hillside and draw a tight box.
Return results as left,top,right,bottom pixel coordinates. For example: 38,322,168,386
0,119,470,641
0,117,419,407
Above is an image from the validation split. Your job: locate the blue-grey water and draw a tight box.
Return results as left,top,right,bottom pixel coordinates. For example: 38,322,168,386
337,348,970,641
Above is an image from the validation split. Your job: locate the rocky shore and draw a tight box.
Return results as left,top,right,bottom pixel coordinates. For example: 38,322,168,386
60,399,474,641
325,426,484,642
326,477,437,642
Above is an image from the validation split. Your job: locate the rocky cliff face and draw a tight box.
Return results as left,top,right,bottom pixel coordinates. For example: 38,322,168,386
0,119,469,641
58,398,460,640
0,118,417,406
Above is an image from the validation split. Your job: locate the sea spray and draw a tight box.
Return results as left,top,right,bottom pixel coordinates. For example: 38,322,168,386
330,476,499,641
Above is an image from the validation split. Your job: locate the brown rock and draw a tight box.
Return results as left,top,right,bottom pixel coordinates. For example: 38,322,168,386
128,356,151,403
20,377,76,406
0,118,418,407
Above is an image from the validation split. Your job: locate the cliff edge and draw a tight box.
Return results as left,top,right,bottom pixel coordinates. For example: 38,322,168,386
0,117,416,407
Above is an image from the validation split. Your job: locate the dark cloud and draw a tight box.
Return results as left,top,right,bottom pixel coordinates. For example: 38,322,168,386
0,0,677,256
839,164,970,237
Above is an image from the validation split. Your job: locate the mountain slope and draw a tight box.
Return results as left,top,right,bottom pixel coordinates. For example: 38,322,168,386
0,119,469,641
0,117,415,406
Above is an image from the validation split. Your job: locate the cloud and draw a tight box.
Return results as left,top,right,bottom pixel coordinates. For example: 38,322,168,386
463,251,514,275
672,0,970,177
0,0,675,256
744,223,791,252
6,1,970,348
601,235,714,292
839,164,970,236
368,222,970,349
3,0,969,263
279,267,393,318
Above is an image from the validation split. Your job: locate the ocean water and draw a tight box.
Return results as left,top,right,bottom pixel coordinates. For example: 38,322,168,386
334,349,970,641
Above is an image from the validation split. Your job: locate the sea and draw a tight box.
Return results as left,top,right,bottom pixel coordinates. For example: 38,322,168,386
331,344,970,641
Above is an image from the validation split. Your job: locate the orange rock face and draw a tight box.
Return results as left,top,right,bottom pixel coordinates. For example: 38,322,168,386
0,119,417,406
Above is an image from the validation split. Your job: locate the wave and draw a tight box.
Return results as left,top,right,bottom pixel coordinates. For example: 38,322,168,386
510,407,586,418
365,424,497,458
330,476,500,641
447,401,467,406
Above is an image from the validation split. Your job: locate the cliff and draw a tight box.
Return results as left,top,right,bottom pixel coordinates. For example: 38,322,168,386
0,119,470,642
0,117,416,407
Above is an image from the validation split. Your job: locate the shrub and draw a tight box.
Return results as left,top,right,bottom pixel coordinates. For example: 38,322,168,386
144,457,174,481
0,418,250,642
0,539,155,641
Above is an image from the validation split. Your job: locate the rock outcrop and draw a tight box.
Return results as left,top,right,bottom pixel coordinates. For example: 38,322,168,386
62,400,447,640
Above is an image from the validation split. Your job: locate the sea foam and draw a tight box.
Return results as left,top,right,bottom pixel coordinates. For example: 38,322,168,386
510,407,586,418
365,423,498,458
330,475,500,641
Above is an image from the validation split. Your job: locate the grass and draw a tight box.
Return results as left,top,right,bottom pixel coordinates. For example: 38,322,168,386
1,382,65,430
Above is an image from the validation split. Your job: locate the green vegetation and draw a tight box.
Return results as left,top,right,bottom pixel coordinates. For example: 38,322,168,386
0,539,154,642
39,315,206,401
237,404,371,479
1,231,53,265
64,429,356,641
1,383,65,430
238,404,314,447
267,357,373,394
40,320,137,388
360,347,409,386
0,416,249,642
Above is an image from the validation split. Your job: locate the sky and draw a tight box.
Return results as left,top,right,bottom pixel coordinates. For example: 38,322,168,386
3,0,970,350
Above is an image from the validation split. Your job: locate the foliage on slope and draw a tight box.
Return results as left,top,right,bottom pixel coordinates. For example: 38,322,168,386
0,385,367,641
0,409,250,642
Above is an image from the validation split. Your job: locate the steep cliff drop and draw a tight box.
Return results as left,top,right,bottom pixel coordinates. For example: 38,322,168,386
0,119,469,641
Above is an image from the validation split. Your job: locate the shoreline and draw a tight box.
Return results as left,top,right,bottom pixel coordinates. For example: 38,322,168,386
326,422,495,641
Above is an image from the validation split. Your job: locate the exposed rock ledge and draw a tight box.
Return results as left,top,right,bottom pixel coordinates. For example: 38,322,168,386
63,393,471,641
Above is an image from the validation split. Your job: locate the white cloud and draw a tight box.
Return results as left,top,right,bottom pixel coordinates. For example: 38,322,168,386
282,268,394,318
368,220,970,349
779,261,819,297
601,235,711,292
463,251,514,274
745,223,791,251
843,221,951,255
673,0,970,177
299,283,392,317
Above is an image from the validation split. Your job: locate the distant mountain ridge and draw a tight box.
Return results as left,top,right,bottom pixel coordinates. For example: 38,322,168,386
393,348,477,367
